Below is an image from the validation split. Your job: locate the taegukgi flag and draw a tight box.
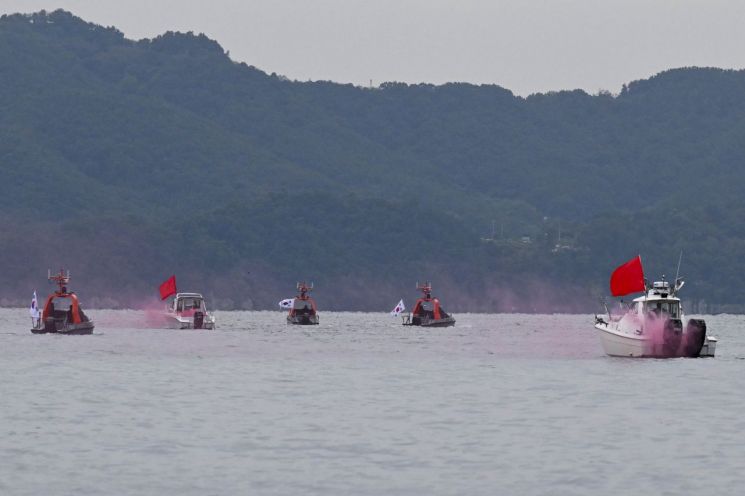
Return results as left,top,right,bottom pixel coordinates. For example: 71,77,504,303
390,299,405,316
30,291,40,319
279,298,294,310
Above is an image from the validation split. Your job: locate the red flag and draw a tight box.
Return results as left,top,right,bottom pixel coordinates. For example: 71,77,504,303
610,256,645,297
159,275,177,300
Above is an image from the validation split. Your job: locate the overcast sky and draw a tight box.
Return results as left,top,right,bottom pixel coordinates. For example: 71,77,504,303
2,0,744,95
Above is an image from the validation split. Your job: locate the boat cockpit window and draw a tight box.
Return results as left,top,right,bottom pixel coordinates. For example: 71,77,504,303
419,300,435,311
50,296,73,311
177,297,204,312
646,300,680,318
48,296,81,322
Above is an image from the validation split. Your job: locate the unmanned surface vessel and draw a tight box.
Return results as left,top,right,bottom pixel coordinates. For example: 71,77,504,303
287,282,319,325
31,269,94,335
402,282,455,327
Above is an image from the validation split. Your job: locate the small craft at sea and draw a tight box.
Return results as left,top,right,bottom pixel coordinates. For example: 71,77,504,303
31,269,94,335
158,275,216,329
283,282,319,325
594,255,716,358
401,282,455,327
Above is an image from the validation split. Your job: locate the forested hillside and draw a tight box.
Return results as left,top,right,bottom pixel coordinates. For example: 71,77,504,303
2,9,745,311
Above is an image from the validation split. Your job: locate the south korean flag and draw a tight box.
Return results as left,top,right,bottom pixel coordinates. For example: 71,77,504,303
30,291,40,319
390,299,405,316
279,298,295,310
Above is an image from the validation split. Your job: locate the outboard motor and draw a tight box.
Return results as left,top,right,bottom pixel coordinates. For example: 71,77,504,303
193,311,204,330
44,317,57,333
662,318,683,357
684,319,707,357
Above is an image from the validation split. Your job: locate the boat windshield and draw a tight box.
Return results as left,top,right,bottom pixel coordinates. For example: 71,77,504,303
645,300,680,318
419,300,434,311
48,296,89,323
50,296,73,311
177,297,205,312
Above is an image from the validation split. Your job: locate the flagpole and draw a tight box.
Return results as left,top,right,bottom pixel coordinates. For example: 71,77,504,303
640,255,647,333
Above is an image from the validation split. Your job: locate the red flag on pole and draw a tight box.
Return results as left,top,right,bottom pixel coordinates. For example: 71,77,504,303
159,275,177,300
610,256,645,297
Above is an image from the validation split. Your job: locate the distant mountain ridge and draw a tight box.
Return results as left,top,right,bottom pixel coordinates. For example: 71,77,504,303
2,9,745,311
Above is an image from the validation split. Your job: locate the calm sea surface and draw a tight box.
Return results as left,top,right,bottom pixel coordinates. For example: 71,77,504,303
1,309,744,495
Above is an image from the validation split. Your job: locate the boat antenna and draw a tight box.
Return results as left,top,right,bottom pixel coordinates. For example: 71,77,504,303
599,295,610,319
673,249,683,295
674,250,683,283
48,268,71,293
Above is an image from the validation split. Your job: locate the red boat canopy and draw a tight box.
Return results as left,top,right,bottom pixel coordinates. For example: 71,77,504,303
412,297,449,320
289,295,317,317
41,293,87,324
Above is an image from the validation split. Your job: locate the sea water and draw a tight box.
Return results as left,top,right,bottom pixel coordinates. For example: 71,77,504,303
1,310,744,495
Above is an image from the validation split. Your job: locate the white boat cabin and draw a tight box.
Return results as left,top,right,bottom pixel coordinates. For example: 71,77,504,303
628,281,682,320
169,293,208,314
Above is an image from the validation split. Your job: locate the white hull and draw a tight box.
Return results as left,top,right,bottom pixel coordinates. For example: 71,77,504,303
700,337,716,357
595,322,716,358
163,313,215,330
595,323,647,357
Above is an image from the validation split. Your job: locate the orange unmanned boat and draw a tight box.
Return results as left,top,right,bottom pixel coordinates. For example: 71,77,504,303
31,269,94,335
403,282,455,327
287,282,319,325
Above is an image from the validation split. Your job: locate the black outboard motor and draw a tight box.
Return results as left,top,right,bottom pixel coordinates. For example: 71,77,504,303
44,317,57,333
662,319,683,357
684,319,707,357
193,311,204,329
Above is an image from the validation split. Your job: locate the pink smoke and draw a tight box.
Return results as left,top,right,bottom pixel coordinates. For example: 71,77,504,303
624,312,701,357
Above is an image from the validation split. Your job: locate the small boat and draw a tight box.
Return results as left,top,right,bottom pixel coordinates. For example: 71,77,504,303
287,282,319,325
594,256,716,358
402,282,455,327
31,269,94,335
163,293,216,329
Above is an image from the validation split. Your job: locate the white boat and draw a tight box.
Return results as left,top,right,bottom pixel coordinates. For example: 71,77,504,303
163,292,216,329
595,279,716,358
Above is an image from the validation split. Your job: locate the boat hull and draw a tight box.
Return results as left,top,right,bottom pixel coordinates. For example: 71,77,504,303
163,314,215,330
31,321,94,335
287,314,319,325
595,323,646,357
595,322,715,358
404,316,456,327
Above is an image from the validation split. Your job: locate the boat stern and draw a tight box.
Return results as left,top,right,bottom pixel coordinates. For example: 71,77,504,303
700,336,717,357
167,313,215,330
